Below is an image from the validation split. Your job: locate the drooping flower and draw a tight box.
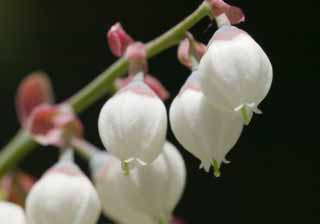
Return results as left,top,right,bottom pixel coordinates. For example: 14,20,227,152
26,158,101,224
198,25,273,125
170,72,243,176
91,142,186,224
0,201,26,224
98,73,167,173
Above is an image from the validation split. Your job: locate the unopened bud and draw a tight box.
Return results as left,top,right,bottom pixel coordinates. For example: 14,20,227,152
16,72,54,127
107,22,134,57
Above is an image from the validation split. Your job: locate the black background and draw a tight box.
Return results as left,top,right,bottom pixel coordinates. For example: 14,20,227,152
0,0,317,223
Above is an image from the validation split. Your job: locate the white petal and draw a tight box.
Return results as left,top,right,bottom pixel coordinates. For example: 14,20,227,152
0,202,26,224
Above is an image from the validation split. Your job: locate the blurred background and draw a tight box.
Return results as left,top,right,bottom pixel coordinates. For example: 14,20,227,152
0,0,317,223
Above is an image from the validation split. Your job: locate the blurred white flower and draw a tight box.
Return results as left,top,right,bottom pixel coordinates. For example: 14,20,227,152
98,73,167,173
170,72,243,176
198,25,273,124
26,160,101,224
0,201,26,224
91,142,186,224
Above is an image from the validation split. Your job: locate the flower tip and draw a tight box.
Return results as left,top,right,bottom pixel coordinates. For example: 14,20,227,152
212,160,221,178
214,170,221,178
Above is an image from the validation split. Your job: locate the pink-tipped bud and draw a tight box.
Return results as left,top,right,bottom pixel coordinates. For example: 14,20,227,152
125,42,148,75
208,0,245,25
177,33,207,69
107,22,134,57
16,72,54,127
27,104,83,147
115,74,170,101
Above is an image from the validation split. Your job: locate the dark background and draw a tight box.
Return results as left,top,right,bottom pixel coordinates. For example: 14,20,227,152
0,0,317,223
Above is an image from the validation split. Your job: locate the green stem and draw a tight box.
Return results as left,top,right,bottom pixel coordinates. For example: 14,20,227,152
0,1,211,178
0,130,37,178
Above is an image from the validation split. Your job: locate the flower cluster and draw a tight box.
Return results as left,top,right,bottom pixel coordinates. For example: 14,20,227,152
100,0,272,178
0,0,272,223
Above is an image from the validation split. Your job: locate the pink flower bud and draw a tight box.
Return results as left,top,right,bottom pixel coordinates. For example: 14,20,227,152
208,0,245,25
177,34,207,69
15,72,54,127
27,104,83,147
115,74,170,101
125,42,148,75
107,22,134,57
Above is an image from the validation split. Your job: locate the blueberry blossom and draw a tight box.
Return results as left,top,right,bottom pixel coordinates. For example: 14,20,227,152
170,72,243,176
198,25,273,124
91,142,186,224
26,153,101,224
98,73,167,174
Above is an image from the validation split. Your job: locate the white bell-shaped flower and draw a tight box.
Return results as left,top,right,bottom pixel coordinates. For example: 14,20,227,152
91,142,186,224
0,201,26,224
170,72,243,176
198,25,273,124
26,156,101,224
98,73,167,173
